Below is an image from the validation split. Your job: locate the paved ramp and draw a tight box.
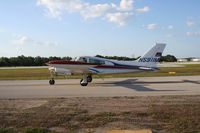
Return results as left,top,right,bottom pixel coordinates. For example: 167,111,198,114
0,76,200,98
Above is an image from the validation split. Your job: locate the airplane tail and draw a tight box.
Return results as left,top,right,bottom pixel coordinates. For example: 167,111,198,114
136,43,166,68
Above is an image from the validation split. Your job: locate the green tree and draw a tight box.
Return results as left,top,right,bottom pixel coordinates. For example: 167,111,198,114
0,57,10,66
95,55,137,61
160,54,177,62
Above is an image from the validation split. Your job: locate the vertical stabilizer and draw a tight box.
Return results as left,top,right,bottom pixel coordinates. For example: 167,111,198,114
137,43,166,68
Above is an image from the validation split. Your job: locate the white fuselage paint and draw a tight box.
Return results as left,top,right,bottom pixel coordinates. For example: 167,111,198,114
49,63,148,75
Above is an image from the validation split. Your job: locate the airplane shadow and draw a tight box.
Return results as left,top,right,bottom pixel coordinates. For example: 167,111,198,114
94,79,200,92
182,80,200,85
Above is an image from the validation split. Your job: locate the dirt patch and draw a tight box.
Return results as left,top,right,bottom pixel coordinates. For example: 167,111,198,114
0,96,200,133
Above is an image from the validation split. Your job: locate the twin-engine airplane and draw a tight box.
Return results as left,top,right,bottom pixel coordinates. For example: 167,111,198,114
47,43,166,86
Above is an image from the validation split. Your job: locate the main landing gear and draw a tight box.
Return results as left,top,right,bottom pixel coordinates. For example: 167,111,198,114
87,75,92,82
49,79,55,85
80,75,92,86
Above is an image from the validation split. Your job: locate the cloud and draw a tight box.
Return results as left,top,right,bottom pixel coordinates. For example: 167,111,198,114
187,20,195,27
37,0,136,26
145,23,158,30
80,4,112,20
168,25,173,30
147,24,173,31
119,0,133,11
13,35,58,46
37,0,84,19
186,31,200,37
106,12,133,26
136,6,150,13
14,35,33,45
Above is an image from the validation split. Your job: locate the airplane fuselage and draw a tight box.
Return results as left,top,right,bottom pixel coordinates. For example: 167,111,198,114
47,57,156,75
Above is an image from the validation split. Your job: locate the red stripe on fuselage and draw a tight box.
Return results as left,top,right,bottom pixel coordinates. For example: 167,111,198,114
47,60,98,65
47,60,138,70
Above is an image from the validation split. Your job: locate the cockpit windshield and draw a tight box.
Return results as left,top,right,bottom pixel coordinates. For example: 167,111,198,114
77,57,87,63
76,56,105,65
88,58,105,65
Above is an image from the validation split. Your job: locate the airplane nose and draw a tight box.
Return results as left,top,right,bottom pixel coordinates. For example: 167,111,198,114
46,62,50,66
46,61,53,65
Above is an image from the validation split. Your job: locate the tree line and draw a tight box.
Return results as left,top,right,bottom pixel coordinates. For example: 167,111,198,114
0,55,72,67
95,55,138,61
0,54,177,67
160,55,177,62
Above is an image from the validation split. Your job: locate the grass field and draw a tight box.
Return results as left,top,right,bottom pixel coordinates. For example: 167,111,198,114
0,64,200,80
0,96,200,133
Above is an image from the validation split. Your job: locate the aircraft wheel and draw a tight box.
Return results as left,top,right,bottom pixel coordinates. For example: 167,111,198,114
87,76,92,82
80,79,88,86
49,79,55,85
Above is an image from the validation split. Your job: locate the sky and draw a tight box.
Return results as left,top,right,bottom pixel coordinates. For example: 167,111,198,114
0,0,200,58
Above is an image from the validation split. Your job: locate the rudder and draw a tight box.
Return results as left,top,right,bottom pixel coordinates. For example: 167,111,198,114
137,43,166,68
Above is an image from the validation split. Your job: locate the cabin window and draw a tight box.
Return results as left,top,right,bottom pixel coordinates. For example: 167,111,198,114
78,57,87,63
89,58,105,65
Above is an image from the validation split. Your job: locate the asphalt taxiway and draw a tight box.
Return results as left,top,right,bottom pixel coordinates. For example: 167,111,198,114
0,76,199,98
